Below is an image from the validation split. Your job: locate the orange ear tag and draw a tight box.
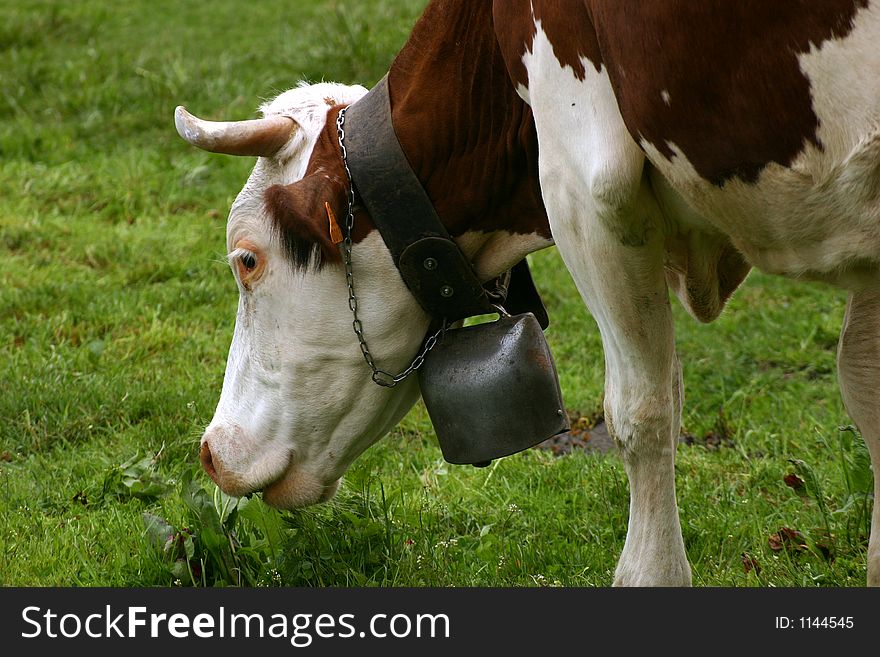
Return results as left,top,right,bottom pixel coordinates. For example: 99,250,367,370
325,202,344,245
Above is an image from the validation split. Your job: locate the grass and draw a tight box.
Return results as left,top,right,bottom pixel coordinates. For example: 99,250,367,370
0,0,873,587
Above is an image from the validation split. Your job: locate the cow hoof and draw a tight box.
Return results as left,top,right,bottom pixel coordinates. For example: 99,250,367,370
613,562,693,587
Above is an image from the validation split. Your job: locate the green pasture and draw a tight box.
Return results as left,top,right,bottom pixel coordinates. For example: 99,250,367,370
0,0,872,586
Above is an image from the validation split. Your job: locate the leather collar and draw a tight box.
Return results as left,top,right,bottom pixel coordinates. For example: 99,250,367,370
342,75,549,327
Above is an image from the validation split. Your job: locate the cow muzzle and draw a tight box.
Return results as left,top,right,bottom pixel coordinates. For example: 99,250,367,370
199,426,264,497
199,423,340,508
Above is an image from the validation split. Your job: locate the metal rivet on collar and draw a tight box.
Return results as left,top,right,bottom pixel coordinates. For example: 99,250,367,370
440,285,454,298
423,257,438,271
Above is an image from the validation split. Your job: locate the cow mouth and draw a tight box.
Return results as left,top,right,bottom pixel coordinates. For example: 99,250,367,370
260,464,341,509
199,439,339,508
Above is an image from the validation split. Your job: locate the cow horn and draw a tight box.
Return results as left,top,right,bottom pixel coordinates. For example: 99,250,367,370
174,106,296,157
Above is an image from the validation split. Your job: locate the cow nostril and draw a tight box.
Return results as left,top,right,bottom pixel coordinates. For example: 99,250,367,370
200,441,217,480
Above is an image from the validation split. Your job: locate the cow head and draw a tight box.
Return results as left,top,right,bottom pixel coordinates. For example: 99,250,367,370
176,83,431,508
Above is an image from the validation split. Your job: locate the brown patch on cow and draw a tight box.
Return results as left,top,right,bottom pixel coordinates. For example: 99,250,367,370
495,1,602,90
265,2,553,270
323,96,336,107
493,1,535,90
387,1,551,242
499,1,868,186
533,1,602,79
264,107,374,269
200,442,252,498
264,184,332,270
589,1,869,185
265,181,344,269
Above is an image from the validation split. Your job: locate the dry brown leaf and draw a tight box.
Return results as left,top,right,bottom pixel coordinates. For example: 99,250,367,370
741,552,761,574
783,473,805,491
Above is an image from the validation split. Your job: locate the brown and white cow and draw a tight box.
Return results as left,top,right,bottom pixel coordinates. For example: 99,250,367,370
176,1,880,586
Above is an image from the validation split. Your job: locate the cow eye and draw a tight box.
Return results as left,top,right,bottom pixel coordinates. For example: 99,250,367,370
231,241,265,288
240,252,257,270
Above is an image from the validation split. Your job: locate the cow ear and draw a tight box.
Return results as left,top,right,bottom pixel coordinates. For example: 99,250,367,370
264,174,348,266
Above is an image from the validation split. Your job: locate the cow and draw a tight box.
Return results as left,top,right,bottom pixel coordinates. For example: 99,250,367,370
175,0,880,586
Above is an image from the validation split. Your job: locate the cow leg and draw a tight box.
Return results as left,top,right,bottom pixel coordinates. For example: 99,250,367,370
523,26,689,585
535,138,688,586
836,288,880,586
548,178,689,586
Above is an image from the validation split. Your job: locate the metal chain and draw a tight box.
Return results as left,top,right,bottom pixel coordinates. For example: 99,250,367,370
336,107,445,388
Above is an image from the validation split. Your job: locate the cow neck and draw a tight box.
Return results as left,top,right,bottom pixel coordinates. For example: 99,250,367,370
343,78,550,330
384,0,550,248
342,77,497,323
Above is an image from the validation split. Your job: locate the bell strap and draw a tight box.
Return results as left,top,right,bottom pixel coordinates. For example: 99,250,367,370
343,76,492,322
344,75,549,327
